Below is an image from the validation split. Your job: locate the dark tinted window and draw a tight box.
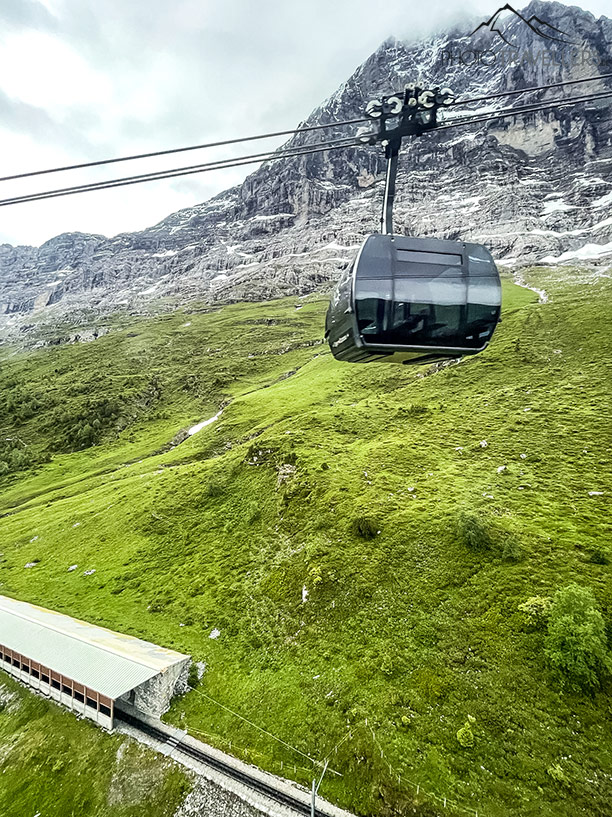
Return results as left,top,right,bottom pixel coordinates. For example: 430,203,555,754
357,237,393,278
465,278,502,346
355,279,392,342
390,278,466,346
354,263,500,350
396,248,462,267
466,245,497,276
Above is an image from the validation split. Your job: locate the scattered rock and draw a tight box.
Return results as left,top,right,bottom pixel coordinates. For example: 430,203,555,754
276,463,297,487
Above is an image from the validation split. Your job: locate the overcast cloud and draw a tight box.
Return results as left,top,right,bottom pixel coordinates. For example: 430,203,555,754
0,0,609,247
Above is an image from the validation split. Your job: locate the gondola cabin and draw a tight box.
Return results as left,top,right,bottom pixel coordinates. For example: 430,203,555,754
325,234,501,364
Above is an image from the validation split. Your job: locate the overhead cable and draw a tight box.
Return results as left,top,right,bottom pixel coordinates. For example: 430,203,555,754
438,88,612,131
3,74,611,186
3,90,611,208
450,71,612,108
0,118,368,184
0,138,361,207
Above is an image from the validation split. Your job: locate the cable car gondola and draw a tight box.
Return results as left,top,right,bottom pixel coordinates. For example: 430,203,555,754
325,87,502,365
325,234,501,365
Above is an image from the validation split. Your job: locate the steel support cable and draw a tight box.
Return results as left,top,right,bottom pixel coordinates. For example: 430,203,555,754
437,88,612,131
0,118,369,184
4,91,610,208
449,71,612,108
3,74,610,185
191,688,321,767
0,138,361,207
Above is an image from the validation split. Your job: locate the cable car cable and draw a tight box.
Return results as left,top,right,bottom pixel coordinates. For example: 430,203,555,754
0,118,369,184
0,135,359,204
3,74,610,186
0,138,362,207
437,88,612,131
450,71,612,108
4,90,611,208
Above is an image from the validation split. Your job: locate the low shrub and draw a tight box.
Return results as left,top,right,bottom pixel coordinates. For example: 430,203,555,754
351,516,378,539
456,511,492,552
547,763,567,784
0,441,36,475
502,534,523,562
187,663,199,689
544,583,611,693
518,595,553,631
205,479,224,498
456,715,476,748
588,548,609,565
404,404,430,418
246,503,261,524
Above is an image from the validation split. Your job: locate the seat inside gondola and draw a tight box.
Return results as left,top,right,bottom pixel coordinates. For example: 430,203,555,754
325,234,501,364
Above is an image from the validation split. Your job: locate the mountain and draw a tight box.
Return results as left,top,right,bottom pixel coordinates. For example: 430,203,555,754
1,0,611,343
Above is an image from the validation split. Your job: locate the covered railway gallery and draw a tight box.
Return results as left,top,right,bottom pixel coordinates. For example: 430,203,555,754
0,595,190,730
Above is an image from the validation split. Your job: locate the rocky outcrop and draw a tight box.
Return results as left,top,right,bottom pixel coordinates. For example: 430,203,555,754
1,0,611,342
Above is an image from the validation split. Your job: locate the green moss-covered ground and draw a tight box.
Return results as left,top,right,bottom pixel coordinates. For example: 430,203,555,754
0,674,190,816
0,268,610,816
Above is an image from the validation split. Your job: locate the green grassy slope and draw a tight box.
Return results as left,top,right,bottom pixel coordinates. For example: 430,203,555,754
0,269,610,817
0,674,189,816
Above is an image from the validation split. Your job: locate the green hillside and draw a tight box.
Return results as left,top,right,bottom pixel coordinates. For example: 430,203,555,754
0,267,610,817
0,674,189,817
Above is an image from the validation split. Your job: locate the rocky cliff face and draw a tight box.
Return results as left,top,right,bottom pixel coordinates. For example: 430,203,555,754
1,0,611,342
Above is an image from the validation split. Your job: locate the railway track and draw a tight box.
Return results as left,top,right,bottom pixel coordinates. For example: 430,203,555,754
116,709,330,817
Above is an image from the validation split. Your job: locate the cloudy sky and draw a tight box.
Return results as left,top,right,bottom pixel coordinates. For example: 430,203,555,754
0,0,609,247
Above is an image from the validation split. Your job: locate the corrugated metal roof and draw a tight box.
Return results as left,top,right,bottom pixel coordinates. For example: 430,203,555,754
0,595,189,700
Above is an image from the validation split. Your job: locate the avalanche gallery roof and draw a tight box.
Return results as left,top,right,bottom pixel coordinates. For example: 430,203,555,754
0,594,189,699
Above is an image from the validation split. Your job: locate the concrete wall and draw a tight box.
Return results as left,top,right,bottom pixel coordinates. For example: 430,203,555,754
119,658,190,718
